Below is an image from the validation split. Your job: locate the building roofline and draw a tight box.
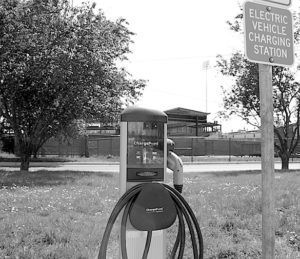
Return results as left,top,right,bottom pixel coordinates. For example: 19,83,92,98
164,107,209,116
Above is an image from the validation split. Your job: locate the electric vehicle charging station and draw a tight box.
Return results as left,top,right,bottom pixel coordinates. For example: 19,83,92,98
120,106,168,193
119,106,168,258
98,107,203,259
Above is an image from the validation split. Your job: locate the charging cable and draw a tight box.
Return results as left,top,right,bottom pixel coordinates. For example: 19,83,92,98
98,183,203,259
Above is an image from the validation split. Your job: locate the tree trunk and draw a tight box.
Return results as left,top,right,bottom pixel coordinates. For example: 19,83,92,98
19,142,33,171
280,153,289,170
14,136,20,157
20,153,31,171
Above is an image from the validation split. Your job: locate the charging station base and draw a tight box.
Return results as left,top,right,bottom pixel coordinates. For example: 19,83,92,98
125,230,165,258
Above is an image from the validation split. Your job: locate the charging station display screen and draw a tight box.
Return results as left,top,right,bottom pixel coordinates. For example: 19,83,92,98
127,121,164,168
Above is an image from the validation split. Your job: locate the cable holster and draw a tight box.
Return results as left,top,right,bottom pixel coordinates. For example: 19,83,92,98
98,183,204,259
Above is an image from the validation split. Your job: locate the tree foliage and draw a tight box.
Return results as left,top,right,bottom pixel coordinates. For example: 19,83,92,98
0,0,146,170
216,7,300,170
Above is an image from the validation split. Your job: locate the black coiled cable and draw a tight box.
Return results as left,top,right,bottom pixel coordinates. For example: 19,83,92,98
98,183,203,259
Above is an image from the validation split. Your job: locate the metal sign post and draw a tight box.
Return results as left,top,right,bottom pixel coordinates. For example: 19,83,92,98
259,64,275,259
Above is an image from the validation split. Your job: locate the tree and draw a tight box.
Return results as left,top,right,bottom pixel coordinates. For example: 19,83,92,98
216,9,300,170
0,0,146,170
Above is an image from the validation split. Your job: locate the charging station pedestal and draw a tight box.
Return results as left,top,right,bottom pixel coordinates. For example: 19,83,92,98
120,107,168,259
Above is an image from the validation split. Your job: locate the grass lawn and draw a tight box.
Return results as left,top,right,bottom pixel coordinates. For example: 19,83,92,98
0,169,300,259
0,152,120,163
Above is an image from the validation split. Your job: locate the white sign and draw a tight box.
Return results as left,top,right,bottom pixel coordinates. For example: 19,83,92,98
244,1,294,66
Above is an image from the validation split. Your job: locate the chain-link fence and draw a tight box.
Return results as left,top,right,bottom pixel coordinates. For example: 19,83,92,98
39,136,261,159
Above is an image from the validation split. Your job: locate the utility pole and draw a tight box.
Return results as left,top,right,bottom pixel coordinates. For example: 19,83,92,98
202,60,210,113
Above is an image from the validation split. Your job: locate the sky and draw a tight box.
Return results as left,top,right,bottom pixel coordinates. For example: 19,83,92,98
74,0,299,132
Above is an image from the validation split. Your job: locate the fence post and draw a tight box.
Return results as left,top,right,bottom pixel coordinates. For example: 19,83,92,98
191,137,194,163
228,138,231,162
84,135,89,157
110,137,113,155
58,139,62,157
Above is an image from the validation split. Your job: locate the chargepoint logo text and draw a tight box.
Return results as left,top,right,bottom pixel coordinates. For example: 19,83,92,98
145,207,164,213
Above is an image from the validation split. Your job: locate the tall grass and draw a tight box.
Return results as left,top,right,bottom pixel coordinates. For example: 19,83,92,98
182,171,300,258
0,169,299,258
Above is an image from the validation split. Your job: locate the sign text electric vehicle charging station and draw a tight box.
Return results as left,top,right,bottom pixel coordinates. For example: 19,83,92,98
243,1,294,66
98,107,203,259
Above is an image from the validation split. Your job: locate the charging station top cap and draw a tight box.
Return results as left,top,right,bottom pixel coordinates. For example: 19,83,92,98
121,107,168,123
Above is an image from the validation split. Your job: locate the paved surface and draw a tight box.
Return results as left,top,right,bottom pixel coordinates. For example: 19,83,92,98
2,161,300,172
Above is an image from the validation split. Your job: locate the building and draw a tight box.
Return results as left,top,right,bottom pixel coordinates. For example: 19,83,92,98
164,107,221,137
86,124,119,136
85,107,222,138
220,130,261,139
